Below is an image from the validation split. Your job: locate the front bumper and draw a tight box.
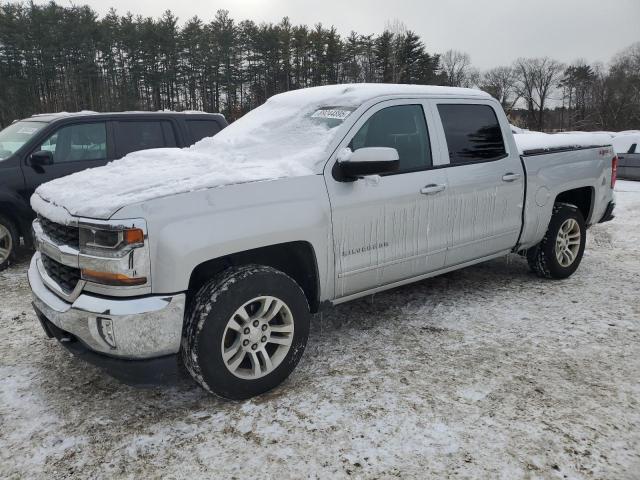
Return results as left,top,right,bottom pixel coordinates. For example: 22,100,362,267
28,253,186,360
36,312,185,386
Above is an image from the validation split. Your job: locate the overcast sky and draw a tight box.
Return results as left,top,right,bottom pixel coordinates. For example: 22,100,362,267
58,0,639,69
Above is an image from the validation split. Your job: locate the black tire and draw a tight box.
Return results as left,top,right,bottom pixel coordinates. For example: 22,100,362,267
182,264,310,400
0,214,19,272
527,203,586,279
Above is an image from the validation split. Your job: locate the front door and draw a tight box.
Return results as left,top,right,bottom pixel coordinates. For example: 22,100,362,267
325,100,451,298
22,121,110,202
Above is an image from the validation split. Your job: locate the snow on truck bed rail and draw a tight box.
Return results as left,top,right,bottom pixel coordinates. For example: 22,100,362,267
513,132,613,155
33,84,489,220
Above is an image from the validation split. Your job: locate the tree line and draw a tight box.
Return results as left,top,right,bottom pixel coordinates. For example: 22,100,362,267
1,1,639,132
463,48,640,132
0,2,441,126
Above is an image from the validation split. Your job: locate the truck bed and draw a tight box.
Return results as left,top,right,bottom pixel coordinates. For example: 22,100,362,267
517,144,615,250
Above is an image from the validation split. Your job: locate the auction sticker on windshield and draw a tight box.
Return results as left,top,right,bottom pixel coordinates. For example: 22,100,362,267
17,126,39,135
311,108,354,120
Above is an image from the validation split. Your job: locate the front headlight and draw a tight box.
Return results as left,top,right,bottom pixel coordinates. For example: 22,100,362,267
79,226,144,257
78,223,149,287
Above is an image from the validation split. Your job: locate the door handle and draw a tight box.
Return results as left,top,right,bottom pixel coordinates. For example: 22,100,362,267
502,173,521,182
420,184,446,195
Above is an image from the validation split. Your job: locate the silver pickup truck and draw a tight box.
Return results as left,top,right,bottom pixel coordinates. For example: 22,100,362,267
28,84,617,399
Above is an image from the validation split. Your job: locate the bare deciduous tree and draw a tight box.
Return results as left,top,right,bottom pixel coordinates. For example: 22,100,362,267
589,43,640,130
514,57,564,130
480,66,520,115
440,50,476,87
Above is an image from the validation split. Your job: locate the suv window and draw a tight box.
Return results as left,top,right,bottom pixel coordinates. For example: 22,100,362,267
116,121,176,157
437,104,506,165
349,105,432,172
186,119,221,145
38,122,107,163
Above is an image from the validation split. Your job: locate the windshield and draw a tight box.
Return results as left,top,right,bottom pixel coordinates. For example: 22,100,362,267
0,121,47,160
189,97,356,173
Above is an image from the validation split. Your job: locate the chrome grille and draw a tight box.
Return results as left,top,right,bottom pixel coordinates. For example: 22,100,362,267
41,254,81,293
39,216,79,248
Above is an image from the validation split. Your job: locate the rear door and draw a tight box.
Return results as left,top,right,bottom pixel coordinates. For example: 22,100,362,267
22,120,110,197
430,100,524,266
113,119,177,159
185,118,223,145
326,99,450,298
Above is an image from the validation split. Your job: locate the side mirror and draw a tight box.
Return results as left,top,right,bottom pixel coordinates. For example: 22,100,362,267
29,150,54,167
337,147,399,180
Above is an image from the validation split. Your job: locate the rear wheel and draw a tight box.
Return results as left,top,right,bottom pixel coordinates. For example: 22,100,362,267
527,203,586,279
182,264,310,399
0,214,18,271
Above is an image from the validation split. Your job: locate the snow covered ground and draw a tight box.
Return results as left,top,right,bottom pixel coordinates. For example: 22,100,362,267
1,181,639,479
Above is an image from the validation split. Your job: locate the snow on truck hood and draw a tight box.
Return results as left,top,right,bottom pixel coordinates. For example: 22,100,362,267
33,95,337,220
33,84,488,221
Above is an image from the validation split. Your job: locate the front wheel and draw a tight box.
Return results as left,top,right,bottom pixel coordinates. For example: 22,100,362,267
182,265,310,399
527,203,586,279
0,214,18,272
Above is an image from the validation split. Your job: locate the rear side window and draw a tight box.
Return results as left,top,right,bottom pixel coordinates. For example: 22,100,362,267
437,104,506,165
349,104,432,173
116,121,176,157
186,119,222,145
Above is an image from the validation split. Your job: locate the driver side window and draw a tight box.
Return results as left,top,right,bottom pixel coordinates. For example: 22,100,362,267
38,122,107,163
40,132,58,153
349,104,432,173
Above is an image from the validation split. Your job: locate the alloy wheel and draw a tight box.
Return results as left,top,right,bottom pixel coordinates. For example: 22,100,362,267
555,218,581,267
0,224,13,264
221,295,294,380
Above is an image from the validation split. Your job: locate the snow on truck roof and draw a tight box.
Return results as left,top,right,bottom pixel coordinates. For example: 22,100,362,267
268,83,491,105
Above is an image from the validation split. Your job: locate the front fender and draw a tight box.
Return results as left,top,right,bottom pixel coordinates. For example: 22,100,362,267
112,175,334,301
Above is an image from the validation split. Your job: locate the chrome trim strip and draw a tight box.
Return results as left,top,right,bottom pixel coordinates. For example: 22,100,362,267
73,294,177,317
36,253,86,303
33,220,80,268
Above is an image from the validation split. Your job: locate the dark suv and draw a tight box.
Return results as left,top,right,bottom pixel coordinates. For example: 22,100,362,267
0,111,227,270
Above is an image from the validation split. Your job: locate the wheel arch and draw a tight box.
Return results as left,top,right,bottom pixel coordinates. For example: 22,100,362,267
187,241,321,313
554,186,594,224
0,199,32,246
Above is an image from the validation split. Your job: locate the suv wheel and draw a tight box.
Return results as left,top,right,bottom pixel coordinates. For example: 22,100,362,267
527,203,586,279
0,214,18,271
182,265,310,399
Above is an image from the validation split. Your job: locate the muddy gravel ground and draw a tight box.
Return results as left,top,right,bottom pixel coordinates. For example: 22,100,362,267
1,182,639,479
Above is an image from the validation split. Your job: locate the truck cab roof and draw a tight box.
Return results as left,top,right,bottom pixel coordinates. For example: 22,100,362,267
268,83,491,108
21,110,226,125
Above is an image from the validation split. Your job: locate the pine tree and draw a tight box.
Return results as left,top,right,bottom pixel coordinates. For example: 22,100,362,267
374,31,394,82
